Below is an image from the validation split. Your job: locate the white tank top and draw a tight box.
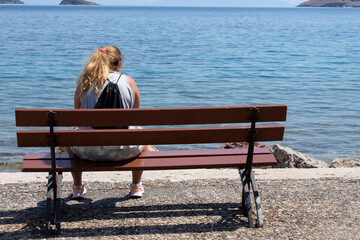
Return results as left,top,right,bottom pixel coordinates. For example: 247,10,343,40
80,71,134,109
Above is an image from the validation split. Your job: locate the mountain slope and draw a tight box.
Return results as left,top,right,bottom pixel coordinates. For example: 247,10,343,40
60,0,99,5
298,0,360,7
0,0,24,4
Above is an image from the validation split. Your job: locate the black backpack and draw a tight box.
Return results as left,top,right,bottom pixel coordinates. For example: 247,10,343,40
93,73,128,129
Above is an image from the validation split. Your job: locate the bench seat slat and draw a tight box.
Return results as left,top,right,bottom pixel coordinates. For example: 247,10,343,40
17,125,285,147
23,148,271,160
22,153,277,172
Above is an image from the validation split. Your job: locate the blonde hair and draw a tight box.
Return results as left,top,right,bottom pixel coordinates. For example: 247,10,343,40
77,46,122,95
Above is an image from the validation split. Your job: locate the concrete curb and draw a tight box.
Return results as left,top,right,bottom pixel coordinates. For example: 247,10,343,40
1,168,359,184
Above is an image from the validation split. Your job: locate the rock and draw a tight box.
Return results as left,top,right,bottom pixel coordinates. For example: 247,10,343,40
272,144,329,168
0,0,24,4
330,158,360,168
148,145,158,152
0,161,22,170
60,0,99,5
298,0,360,8
220,142,272,151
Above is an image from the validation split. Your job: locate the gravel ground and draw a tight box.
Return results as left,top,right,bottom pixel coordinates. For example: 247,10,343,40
0,177,359,239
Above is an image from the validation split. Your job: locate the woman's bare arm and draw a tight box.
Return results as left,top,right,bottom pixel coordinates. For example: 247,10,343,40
74,86,82,109
126,75,140,108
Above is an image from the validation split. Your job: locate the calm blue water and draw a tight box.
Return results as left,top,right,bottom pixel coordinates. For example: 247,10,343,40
0,6,359,164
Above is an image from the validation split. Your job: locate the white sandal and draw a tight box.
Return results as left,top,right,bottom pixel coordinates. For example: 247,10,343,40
130,182,144,199
72,184,87,199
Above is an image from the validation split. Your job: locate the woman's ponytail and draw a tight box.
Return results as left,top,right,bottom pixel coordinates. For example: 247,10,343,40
77,46,122,96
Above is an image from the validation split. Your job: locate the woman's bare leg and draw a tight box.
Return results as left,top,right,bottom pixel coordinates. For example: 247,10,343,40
64,147,85,194
131,170,143,185
131,145,148,193
72,172,83,186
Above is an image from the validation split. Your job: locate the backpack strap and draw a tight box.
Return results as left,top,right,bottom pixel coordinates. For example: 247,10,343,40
115,73,123,84
106,73,123,84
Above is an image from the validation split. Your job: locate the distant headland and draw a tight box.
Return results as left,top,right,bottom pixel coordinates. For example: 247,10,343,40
0,0,24,4
59,0,99,5
298,0,360,7
0,0,99,4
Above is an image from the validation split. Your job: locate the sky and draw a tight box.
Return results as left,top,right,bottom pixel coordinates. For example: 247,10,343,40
22,0,305,7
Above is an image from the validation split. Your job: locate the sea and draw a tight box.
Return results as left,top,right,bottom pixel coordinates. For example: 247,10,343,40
0,5,359,165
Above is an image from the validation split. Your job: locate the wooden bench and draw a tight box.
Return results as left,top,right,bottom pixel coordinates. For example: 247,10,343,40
16,105,287,234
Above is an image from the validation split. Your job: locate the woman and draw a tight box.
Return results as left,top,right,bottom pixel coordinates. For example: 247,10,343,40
71,46,146,199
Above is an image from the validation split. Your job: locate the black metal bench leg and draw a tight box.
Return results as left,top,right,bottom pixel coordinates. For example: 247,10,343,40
250,170,264,228
55,172,62,234
45,173,53,234
239,169,254,228
241,187,246,213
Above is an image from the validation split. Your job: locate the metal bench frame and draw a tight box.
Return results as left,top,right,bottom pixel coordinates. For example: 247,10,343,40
16,105,287,234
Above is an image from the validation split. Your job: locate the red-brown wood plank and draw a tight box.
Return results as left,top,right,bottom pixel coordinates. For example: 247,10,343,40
17,125,285,147
15,105,287,127
22,153,277,172
23,148,272,160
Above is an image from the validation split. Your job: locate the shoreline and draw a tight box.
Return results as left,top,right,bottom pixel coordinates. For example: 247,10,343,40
1,168,359,185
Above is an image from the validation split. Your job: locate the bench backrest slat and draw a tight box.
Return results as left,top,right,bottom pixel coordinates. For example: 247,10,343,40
15,105,287,127
17,125,285,147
